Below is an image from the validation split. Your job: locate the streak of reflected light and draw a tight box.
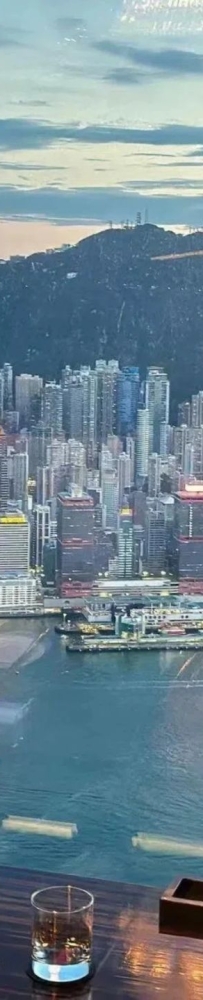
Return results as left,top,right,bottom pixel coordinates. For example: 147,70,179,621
126,944,172,978
118,909,172,981
180,951,203,987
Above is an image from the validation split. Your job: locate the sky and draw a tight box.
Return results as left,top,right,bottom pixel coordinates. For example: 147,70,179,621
1,0,203,254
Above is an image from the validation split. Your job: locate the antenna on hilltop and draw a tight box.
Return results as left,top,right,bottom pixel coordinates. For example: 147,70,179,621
144,208,149,225
136,212,142,226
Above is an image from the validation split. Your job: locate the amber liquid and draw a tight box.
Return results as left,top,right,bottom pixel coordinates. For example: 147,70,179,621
32,914,92,983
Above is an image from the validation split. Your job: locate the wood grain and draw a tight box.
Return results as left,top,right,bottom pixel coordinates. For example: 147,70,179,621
1,865,203,998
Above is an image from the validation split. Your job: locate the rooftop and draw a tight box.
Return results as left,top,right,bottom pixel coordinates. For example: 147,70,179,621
176,492,203,500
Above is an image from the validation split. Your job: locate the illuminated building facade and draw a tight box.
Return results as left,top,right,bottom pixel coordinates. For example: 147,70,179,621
146,367,170,454
118,367,140,436
0,575,37,610
118,507,133,579
57,490,95,596
174,484,203,587
32,504,51,569
0,513,30,574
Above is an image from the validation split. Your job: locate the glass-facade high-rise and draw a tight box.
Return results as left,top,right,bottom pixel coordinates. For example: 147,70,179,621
2,363,13,412
118,507,133,578
96,360,119,443
174,485,203,583
43,382,63,436
136,408,149,480
32,504,51,569
15,374,43,426
146,367,170,454
57,490,95,596
0,512,29,574
118,367,140,436
145,506,166,574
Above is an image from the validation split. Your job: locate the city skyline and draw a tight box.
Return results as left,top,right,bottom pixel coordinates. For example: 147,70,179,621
1,0,203,256
1,358,203,601
1,2,203,924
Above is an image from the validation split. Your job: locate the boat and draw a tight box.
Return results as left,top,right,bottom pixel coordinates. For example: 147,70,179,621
55,624,78,635
56,622,114,637
162,627,186,635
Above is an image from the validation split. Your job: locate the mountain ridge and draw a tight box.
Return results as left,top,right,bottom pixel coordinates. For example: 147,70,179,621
1,223,203,408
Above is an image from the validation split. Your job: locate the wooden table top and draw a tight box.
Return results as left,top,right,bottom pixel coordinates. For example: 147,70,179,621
1,865,203,998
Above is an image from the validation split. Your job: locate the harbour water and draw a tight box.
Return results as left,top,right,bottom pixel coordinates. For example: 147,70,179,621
1,622,203,887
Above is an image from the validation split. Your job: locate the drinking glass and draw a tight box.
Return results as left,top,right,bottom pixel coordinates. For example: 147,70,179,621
31,885,94,984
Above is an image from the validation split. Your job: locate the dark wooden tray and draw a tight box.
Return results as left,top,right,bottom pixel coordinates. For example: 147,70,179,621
160,877,203,938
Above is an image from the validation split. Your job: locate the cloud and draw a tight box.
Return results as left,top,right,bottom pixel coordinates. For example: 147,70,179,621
105,68,141,85
95,39,203,77
0,162,65,172
2,118,203,151
55,17,86,32
124,178,203,189
11,100,50,108
0,184,202,227
0,24,30,49
189,148,203,157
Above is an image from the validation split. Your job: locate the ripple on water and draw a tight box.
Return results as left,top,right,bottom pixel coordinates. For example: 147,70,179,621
1,631,203,884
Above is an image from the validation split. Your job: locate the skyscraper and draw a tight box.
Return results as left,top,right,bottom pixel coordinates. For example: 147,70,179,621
96,360,119,443
118,507,133,578
0,456,9,509
67,439,87,493
146,367,170,454
178,401,191,427
107,435,122,460
28,428,46,477
69,375,83,440
61,365,71,434
148,453,161,497
118,367,140,436
57,490,95,596
43,540,56,588
145,505,166,574
160,421,170,459
100,444,116,477
191,427,203,478
43,382,63,435
13,451,29,509
191,392,203,428
118,452,131,507
126,436,135,484
174,484,203,586
36,465,54,505
174,424,188,469
15,374,43,426
0,511,30,574
3,363,13,412
80,367,91,448
136,408,149,480
32,504,51,568
0,371,4,421
183,443,194,478
102,470,119,529
88,370,97,457
133,524,144,575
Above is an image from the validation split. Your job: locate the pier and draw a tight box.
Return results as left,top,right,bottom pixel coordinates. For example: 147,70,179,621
67,634,203,653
